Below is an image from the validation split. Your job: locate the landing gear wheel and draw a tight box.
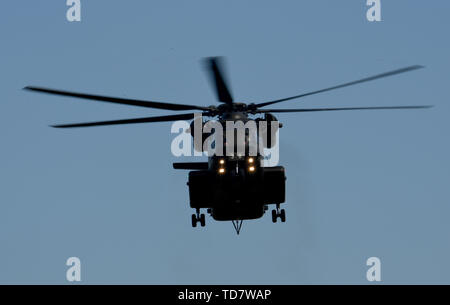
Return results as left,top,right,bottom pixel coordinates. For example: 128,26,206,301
280,209,286,222
271,206,286,223
191,209,206,228
271,209,277,223
200,214,206,227
191,214,197,227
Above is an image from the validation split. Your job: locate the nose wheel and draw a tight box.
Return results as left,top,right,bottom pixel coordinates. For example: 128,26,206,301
271,205,286,223
191,209,206,227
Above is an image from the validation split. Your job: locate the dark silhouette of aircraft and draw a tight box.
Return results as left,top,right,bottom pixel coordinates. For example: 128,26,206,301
25,57,431,234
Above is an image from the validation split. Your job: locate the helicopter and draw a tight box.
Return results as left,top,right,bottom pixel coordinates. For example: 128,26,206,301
24,57,431,234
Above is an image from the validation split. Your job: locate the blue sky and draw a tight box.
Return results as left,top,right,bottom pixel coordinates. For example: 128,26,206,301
0,1,449,284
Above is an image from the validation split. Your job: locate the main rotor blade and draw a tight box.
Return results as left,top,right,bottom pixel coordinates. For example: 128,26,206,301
24,86,210,111
51,113,197,128
204,57,233,104
256,105,432,114
255,65,424,108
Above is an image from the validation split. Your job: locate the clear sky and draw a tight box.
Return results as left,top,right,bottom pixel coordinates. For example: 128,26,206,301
0,1,449,284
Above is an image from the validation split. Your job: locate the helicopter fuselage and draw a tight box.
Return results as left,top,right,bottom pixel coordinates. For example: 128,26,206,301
184,111,286,229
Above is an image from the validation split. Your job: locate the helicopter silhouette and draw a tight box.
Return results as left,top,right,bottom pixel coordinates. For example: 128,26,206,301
25,57,431,234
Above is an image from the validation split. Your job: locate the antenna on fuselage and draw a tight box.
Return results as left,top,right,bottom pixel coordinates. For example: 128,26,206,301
232,219,244,235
